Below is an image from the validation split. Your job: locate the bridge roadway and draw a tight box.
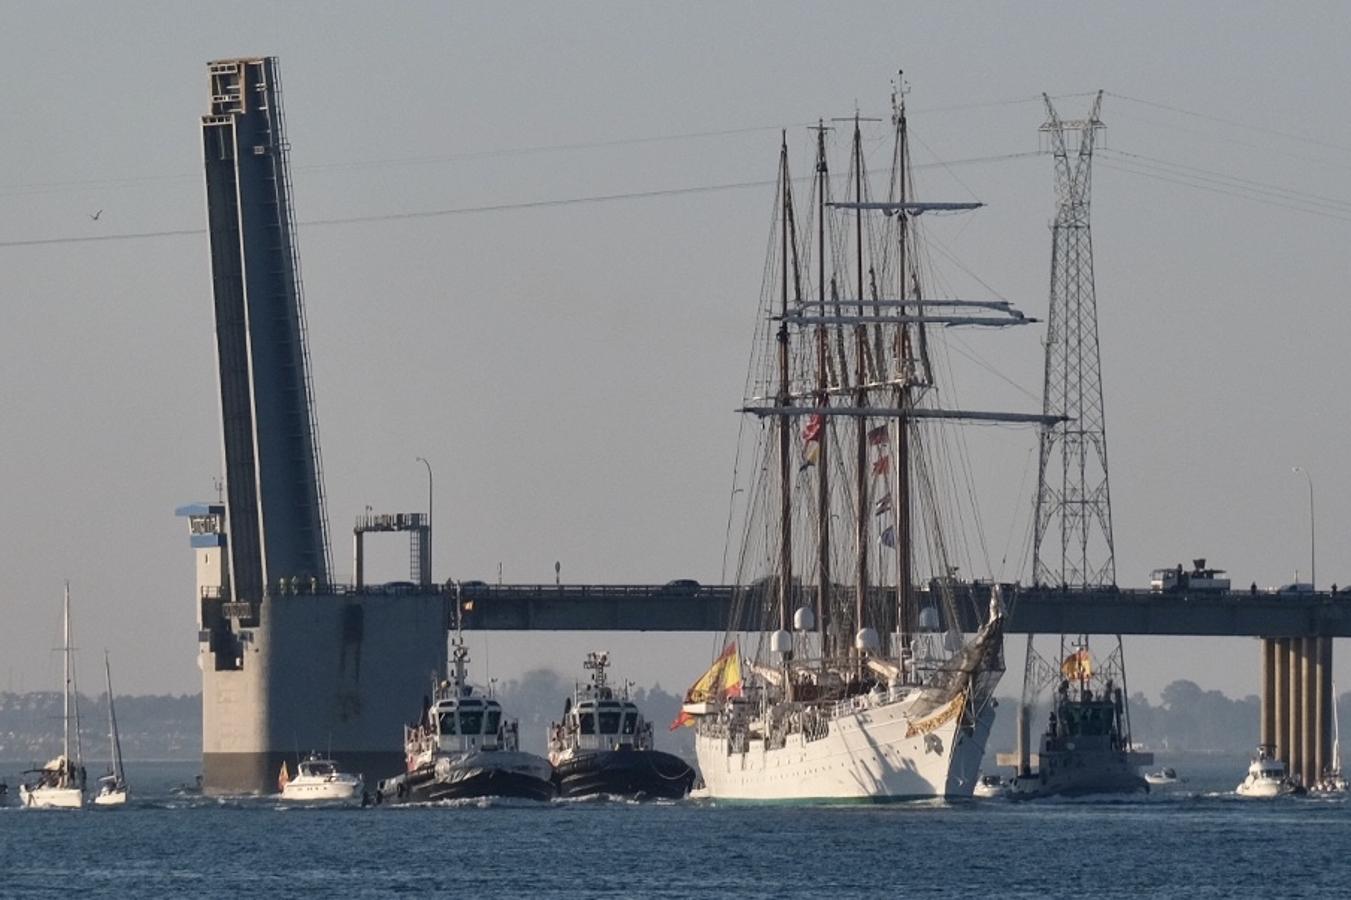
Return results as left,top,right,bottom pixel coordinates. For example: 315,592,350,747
457,583,1351,637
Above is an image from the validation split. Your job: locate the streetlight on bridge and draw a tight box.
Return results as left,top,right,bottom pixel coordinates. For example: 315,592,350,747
1292,466,1314,590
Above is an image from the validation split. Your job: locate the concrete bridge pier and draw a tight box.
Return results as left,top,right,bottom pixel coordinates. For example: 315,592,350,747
1260,636,1332,787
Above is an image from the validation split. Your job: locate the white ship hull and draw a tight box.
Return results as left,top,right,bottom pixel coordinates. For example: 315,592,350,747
19,786,84,809
281,777,364,805
92,788,128,807
1236,777,1297,799
695,693,994,802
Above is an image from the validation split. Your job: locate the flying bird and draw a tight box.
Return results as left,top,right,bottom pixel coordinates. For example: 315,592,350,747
89,209,103,221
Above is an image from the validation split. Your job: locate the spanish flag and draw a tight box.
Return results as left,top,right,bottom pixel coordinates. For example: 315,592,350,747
670,642,743,730
277,761,290,792
803,414,824,443
1061,648,1093,681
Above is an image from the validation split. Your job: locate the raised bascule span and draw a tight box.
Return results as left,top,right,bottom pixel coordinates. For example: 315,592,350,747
180,58,445,795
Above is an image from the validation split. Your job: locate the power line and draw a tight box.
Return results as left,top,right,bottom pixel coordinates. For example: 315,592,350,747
0,123,802,198
1107,91,1351,157
1101,148,1351,216
0,95,1068,199
0,226,206,249
0,152,1039,250
1098,158,1351,225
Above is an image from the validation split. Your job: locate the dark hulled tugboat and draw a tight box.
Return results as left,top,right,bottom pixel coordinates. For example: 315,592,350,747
548,652,695,800
1004,645,1152,798
375,588,555,804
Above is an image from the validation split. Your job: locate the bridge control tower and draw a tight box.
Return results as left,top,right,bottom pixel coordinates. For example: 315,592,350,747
185,58,445,794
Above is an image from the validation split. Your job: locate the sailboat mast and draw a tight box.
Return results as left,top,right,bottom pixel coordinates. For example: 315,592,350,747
852,115,870,653
63,581,71,765
1334,681,1342,770
814,120,831,652
105,652,124,782
776,133,793,637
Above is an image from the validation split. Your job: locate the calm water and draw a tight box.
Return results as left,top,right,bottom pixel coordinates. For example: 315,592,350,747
2,756,1349,898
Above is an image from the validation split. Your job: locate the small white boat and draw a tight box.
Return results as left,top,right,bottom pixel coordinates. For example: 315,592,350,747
973,774,1008,799
92,652,129,807
1236,746,1301,798
20,584,87,810
1144,767,1181,786
93,775,128,807
279,755,365,805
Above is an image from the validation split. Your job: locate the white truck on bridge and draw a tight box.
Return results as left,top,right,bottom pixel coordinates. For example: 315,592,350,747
1150,559,1231,593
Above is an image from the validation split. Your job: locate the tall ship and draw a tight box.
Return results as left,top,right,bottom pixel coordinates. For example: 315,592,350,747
677,76,1053,802
376,592,555,804
548,652,695,799
20,584,88,810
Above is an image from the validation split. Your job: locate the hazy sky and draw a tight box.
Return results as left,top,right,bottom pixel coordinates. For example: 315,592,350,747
3,1,1350,702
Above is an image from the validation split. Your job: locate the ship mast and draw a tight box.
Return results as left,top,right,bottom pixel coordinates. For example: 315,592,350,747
851,114,870,659
775,133,794,643
893,76,916,661
813,120,832,655
450,582,470,695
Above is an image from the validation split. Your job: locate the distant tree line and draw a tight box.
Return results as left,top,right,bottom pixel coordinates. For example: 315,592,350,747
6,676,1344,763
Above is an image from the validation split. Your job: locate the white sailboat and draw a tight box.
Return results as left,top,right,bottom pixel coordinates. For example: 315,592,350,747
678,76,1049,802
1312,682,1347,795
19,583,87,809
93,652,129,807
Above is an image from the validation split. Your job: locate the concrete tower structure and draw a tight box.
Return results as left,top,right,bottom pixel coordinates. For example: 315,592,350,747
186,58,445,794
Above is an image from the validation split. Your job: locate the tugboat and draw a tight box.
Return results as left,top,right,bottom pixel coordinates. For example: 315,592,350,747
279,754,366,806
375,586,554,804
1236,745,1302,798
1003,647,1152,798
548,652,695,800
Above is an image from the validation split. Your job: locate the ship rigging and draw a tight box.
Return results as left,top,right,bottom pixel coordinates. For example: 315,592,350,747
680,75,1056,802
